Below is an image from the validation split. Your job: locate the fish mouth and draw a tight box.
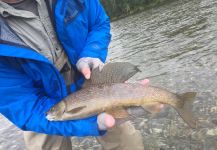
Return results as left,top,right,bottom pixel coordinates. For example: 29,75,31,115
46,108,65,121
48,105,90,121
46,110,63,121
46,101,67,121
46,114,57,121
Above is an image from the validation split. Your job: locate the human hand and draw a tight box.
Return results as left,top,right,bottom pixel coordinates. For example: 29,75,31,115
76,57,104,79
97,113,116,130
97,79,164,130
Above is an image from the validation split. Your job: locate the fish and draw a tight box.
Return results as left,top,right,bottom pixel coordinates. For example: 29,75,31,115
46,62,197,128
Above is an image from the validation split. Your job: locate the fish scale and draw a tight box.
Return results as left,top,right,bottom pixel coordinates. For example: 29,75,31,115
47,62,197,128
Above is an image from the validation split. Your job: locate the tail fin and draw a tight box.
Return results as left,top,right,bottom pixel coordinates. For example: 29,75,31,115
176,92,197,128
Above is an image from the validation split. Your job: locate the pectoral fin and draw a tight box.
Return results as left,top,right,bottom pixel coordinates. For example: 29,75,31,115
106,107,129,119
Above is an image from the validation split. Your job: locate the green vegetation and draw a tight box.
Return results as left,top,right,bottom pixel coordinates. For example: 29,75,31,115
100,0,171,20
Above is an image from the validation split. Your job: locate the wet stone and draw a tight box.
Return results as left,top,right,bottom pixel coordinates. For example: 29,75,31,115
211,119,217,125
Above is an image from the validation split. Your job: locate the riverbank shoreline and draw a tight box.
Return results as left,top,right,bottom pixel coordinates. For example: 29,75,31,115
101,0,175,21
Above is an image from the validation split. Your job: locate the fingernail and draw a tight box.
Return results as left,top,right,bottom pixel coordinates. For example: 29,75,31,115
160,104,164,109
85,73,91,79
143,79,149,83
139,79,150,85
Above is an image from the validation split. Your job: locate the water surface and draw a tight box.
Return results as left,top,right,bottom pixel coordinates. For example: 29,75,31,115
1,0,217,149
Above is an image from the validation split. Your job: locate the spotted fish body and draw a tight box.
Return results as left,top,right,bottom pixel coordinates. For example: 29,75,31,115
47,62,197,128
60,84,181,119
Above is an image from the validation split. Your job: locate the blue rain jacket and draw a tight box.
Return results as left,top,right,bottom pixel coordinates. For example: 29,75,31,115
0,0,111,136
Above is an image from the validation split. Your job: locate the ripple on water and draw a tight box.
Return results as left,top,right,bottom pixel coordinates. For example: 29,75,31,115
1,0,217,149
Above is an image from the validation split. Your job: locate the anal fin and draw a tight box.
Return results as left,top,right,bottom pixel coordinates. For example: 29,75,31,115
142,102,164,114
106,107,129,119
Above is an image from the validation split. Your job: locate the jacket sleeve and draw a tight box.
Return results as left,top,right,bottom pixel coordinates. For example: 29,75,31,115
0,57,102,137
78,0,111,63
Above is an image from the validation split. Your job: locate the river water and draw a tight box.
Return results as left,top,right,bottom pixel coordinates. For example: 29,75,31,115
1,0,217,149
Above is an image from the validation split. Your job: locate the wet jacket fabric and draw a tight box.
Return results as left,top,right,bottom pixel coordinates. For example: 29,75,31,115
0,0,111,136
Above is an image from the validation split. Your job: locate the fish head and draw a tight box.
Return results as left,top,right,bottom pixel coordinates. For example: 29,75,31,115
46,101,66,121
47,100,91,120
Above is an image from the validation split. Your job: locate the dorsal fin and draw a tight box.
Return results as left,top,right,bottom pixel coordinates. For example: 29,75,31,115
85,62,140,86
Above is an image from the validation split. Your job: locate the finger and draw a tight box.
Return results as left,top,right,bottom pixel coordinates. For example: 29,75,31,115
76,59,89,72
97,113,115,130
104,113,115,128
81,67,91,79
160,104,164,109
92,59,104,71
97,63,104,72
76,59,91,79
139,79,150,86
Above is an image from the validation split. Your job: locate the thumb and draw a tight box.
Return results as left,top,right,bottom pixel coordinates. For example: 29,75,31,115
139,79,150,86
76,59,91,79
97,113,115,130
